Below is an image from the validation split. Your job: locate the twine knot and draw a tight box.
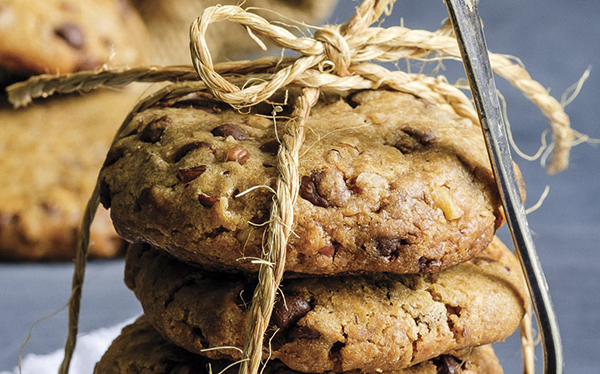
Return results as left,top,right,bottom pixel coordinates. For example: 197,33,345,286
314,25,352,76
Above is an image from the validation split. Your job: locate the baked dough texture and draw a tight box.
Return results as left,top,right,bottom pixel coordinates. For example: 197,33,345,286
100,89,502,275
94,315,503,374
124,236,526,373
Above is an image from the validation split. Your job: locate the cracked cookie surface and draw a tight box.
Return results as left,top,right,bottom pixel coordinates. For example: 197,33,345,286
124,236,526,373
101,89,504,275
95,315,503,374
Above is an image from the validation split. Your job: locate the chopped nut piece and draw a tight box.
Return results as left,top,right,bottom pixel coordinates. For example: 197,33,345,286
224,147,250,165
177,165,207,183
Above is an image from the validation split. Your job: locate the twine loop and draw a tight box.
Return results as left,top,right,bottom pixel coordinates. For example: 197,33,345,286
314,25,352,76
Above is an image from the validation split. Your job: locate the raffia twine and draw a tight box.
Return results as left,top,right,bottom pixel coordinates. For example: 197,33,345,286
6,0,583,373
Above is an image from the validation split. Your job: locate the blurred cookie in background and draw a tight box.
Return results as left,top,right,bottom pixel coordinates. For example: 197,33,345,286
0,0,149,85
0,88,147,261
131,0,337,65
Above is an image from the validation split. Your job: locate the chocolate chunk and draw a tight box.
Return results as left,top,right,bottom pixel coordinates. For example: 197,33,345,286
198,193,218,208
177,165,208,183
288,325,321,339
103,147,124,167
272,295,314,329
54,23,85,49
140,116,170,143
374,237,409,260
224,147,250,165
211,124,249,140
259,140,280,156
433,355,461,374
172,141,214,162
299,172,329,208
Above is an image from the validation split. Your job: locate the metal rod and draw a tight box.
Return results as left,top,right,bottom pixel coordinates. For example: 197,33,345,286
442,0,564,373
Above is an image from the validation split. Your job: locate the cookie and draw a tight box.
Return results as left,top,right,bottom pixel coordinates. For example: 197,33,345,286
100,89,504,275
94,316,503,374
0,88,144,261
131,0,337,65
0,0,148,76
124,236,527,373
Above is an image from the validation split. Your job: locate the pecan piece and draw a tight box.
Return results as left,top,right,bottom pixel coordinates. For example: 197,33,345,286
272,295,314,329
198,193,218,208
177,165,207,183
224,146,250,165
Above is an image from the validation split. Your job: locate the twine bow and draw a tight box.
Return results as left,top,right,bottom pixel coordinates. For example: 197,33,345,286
4,1,585,374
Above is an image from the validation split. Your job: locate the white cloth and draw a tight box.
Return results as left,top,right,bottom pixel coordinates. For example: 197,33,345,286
1,316,138,374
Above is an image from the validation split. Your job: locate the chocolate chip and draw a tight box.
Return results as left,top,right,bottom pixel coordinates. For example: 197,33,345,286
374,237,409,261
417,256,442,270
54,23,85,49
288,326,321,339
198,193,218,208
172,141,214,162
272,295,314,329
224,146,250,165
177,165,207,183
103,147,124,167
211,124,249,140
433,355,462,374
259,140,280,156
140,116,170,143
299,172,329,208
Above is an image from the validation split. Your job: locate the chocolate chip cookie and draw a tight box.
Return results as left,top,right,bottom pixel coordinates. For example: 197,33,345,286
124,236,526,373
101,89,504,275
131,0,337,65
0,88,144,261
0,0,148,77
95,316,503,374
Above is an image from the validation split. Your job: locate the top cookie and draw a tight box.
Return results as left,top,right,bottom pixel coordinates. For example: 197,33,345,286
100,89,502,275
0,0,148,76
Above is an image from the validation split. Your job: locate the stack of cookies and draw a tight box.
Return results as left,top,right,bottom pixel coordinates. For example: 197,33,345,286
94,88,529,374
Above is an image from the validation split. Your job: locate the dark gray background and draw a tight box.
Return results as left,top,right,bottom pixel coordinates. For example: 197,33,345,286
1,0,599,373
